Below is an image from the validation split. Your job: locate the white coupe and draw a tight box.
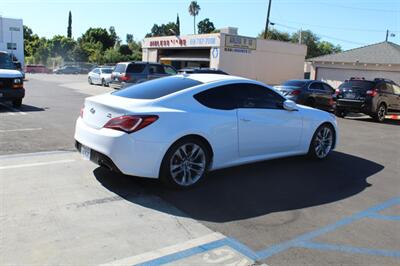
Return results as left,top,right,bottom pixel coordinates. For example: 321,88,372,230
75,74,338,188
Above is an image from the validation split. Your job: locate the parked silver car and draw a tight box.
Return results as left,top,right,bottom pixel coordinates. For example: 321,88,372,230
88,67,114,86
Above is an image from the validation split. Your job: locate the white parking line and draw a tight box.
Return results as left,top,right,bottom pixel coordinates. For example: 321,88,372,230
0,159,75,170
99,232,226,266
0,128,42,133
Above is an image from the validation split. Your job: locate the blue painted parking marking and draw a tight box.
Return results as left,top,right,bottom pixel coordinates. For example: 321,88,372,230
137,197,400,265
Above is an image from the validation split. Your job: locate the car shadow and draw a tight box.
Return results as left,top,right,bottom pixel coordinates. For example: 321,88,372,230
345,117,400,126
94,151,383,223
0,103,46,113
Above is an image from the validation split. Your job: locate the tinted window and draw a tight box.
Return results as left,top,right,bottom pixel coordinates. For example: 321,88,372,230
339,81,375,91
113,76,202,99
0,53,14,69
309,82,324,90
283,80,307,87
127,63,146,73
236,84,285,109
149,64,165,74
323,84,334,93
114,63,126,73
194,85,238,110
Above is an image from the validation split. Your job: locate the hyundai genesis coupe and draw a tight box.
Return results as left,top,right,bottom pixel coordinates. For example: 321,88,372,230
74,74,338,188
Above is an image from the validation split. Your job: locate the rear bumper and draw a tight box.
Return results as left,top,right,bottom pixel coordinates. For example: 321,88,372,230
336,99,372,113
0,88,25,101
74,117,167,178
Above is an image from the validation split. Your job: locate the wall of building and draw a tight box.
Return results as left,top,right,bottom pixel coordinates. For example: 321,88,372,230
219,37,307,85
0,17,24,66
310,62,400,87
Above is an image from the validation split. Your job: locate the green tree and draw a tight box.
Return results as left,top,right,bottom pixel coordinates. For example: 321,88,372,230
109,26,120,47
47,35,76,60
119,44,132,56
67,11,72,38
197,18,215,34
23,25,40,56
188,1,201,34
258,28,290,42
78,28,115,51
176,14,181,35
126,34,134,44
146,22,178,37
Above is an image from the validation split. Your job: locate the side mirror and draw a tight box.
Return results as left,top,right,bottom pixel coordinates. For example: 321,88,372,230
283,100,298,111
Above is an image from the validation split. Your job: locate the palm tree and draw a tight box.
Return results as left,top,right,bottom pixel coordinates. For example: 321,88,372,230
188,1,201,34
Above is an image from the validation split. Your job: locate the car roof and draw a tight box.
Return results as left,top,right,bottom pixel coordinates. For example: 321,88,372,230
181,73,247,84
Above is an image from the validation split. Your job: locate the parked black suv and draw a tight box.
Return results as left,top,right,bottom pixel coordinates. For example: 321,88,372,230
109,62,177,89
335,78,400,122
274,80,335,111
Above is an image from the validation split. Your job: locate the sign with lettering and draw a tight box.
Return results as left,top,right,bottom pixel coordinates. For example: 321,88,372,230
143,34,219,48
225,35,256,50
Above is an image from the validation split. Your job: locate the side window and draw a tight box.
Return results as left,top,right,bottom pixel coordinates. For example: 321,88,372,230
149,64,166,74
94,68,100,74
392,84,400,95
236,83,285,109
194,85,237,110
309,82,324,91
164,65,177,75
385,83,394,94
323,84,334,93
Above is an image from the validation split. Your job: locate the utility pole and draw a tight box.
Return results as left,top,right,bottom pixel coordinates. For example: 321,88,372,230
386,29,389,42
299,28,302,44
263,0,272,39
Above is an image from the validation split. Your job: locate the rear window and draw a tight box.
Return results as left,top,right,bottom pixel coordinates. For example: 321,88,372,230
114,63,126,73
127,63,146,73
282,80,307,87
112,76,203,99
339,81,375,90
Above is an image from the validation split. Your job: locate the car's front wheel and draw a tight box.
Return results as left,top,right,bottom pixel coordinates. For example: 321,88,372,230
12,99,22,108
308,124,334,159
88,77,93,85
160,137,210,189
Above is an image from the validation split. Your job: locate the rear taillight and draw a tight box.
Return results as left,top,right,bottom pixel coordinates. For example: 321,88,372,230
119,73,130,82
290,89,301,96
104,115,158,133
335,89,341,95
80,105,84,118
366,88,378,97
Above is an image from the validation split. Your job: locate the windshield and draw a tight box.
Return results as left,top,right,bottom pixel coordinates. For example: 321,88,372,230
0,53,16,70
113,76,203,99
101,68,113,74
282,80,307,87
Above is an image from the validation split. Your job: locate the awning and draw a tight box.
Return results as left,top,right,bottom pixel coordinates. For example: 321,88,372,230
160,56,210,62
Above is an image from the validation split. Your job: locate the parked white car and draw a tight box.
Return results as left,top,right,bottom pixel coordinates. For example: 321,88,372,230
75,74,338,188
88,67,113,86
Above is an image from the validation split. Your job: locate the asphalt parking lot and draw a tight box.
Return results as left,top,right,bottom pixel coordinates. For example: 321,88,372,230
0,74,399,265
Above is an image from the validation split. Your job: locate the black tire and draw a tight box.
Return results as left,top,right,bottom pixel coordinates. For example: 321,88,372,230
88,77,93,85
12,99,22,108
159,137,211,189
373,104,386,122
335,108,347,118
101,78,107,87
308,124,335,160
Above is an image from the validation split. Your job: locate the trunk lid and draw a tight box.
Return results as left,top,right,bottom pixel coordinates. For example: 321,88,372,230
82,93,151,129
338,80,375,100
274,85,302,96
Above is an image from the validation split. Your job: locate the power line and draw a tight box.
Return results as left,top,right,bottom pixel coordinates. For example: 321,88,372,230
274,23,367,45
272,18,400,33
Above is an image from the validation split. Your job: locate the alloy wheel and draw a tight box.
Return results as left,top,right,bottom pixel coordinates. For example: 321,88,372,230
314,126,333,159
169,143,206,186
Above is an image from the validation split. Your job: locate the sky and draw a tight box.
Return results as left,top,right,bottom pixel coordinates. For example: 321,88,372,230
0,0,399,50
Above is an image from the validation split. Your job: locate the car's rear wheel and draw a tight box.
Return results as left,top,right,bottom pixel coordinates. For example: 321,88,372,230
373,104,386,122
160,137,210,189
12,99,22,108
334,108,347,118
308,124,334,159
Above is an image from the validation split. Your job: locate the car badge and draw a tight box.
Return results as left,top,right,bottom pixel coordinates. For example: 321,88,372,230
90,108,96,114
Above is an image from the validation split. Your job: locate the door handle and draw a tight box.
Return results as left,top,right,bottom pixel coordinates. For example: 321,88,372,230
240,118,251,122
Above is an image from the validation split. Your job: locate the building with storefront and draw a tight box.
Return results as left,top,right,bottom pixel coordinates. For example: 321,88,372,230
142,28,307,85
0,17,24,66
